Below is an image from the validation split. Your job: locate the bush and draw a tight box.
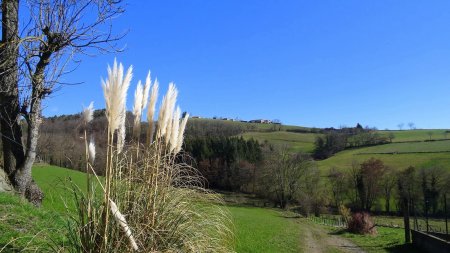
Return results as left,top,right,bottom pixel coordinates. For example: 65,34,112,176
347,212,377,235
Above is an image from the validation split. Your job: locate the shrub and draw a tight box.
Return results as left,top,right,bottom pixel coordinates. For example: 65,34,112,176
347,212,377,235
338,204,351,224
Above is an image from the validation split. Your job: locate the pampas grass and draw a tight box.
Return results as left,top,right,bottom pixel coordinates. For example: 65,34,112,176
102,59,132,132
82,102,94,124
88,140,96,164
146,79,159,145
132,72,151,139
63,60,234,253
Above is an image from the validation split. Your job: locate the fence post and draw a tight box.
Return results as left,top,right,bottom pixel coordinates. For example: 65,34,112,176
403,197,411,243
425,199,429,233
445,194,448,236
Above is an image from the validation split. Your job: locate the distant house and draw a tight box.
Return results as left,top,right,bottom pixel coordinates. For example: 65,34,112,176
191,116,201,119
249,119,272,124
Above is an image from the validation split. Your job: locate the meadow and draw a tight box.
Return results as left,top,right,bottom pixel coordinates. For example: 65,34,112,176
241,131,319,153
1,164,415,253
0,165,305,252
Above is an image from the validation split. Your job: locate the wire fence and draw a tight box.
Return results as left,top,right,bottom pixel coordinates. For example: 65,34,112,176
308,216,346,228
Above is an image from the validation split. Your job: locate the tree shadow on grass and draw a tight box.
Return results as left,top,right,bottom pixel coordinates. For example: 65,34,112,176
328,229,348,235
385,243,423,253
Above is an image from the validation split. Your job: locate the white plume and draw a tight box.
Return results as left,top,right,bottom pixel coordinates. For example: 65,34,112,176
88,139,96,164
176,113,189,153
142,71,151,109
146,79,159,144
109,199,139,251
170,107,181,152
102,59,133,132
82,102,94,124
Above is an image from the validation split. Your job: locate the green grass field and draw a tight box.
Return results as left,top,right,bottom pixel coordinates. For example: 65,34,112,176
329,226,419,253
1,165,306,252
317,145,450,172
189,118,310,132
241,131,320,153
228,206,302,253
0,165,425,252
313,130,450,172
379,129,450,142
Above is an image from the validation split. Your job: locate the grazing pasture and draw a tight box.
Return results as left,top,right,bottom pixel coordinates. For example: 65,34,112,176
241,131,320,153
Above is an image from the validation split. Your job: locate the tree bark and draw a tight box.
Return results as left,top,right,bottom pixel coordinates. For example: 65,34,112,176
0,0,43,206
0,0,22,178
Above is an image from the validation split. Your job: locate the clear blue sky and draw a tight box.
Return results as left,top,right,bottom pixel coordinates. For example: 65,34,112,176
43,0,450,129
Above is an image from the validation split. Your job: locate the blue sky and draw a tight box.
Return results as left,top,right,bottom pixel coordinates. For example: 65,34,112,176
43,1,450,129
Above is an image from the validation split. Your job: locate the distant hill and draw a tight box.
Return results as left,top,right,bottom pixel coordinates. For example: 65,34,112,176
318,129,450,172
35,112,450,174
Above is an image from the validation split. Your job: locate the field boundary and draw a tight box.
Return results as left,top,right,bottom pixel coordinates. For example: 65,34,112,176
356,150,450,155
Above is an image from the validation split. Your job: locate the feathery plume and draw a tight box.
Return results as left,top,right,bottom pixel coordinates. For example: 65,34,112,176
170,107,181,152
146,79,159,144
133,81,144,118
142,71,151,109
82,102,94,124
102,59,133,132
164,108,174,146
88,139,96,164
133,81,144,136
157,83,178,139
109,199,139,251
176,113,189,153
117,123,126,153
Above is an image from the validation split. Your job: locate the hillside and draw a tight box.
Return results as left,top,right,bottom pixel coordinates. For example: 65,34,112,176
37,113,450,174
317,130,450,172
238,126,450,172
240,131,320,153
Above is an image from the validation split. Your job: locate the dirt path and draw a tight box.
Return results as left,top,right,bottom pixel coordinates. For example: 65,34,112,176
300,219,366,253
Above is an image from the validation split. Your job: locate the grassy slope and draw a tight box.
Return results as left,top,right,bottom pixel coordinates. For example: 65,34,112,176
3,165,306,252
228,206,302,253
199,118,450,171
189,118,309,132
312,129,450,172
379,129,449,142
241,131,319,153
328,226,419,253
0,193,66,251
317,144,450,171
33,164,88,212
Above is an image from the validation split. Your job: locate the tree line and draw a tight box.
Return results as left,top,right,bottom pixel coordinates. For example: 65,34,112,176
313,124,389,159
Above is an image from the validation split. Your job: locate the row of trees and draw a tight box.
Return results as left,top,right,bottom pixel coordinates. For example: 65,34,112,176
313,124,389,159
184,136,262,192
329,158,450,216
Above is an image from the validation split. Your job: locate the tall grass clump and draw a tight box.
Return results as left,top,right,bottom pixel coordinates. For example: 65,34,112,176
62,60,234,252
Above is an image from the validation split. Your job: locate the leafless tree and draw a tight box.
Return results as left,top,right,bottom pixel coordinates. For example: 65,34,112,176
261,146,313,209
0,0,125,205
408,122,415,130
388,132,395,143
427,131,433,141
380,166,397,213
397,123,404,130
328,167,346,208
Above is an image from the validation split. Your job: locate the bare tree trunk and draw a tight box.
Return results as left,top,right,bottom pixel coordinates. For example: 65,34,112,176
0,0,43,205
0,0,21,179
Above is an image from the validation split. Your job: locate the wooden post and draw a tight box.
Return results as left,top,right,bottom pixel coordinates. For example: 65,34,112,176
403,197,411,243
425,199,429,233
445,194,448,236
